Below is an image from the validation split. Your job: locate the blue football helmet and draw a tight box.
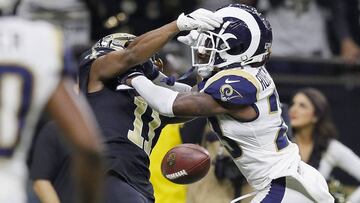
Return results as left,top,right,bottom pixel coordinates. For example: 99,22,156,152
191,4,273,78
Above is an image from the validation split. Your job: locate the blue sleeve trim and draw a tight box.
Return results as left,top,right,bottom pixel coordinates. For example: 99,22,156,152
204,75,257,105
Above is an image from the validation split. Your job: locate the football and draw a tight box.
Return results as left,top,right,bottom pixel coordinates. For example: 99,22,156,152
161,143,211,184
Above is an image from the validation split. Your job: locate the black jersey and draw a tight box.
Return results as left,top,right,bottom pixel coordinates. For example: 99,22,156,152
79,47,166,200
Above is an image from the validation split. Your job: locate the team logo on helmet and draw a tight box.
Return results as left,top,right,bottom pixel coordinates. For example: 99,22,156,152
191,4,272,78
93,33,136,51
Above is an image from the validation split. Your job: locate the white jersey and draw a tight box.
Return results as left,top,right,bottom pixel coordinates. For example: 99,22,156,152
0,17,63,202
199,66,300,190
319,139,360,202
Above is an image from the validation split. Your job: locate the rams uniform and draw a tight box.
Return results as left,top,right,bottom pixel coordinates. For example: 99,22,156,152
199,66,332,202
0,17,64,203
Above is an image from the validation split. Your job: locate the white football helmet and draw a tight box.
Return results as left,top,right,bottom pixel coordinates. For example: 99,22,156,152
191,4,273,78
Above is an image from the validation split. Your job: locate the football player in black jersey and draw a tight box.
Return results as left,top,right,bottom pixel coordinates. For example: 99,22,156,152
78,10,223,203
0,1,104,203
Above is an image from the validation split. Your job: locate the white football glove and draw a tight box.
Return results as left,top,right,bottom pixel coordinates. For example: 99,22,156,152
177,30,200,46
176,8,223,31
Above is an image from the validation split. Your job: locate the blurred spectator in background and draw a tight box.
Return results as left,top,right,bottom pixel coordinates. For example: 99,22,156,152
29,122,74,203
256,0,360,63
330,0,360,63
17,0,91,49
199,0,233,11
289,87,360,202
345,0,360,49
16,0,201,66
194,0,360,63
83,0,199,39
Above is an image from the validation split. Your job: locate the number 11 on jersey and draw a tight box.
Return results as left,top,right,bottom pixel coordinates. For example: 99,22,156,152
127,96,161,155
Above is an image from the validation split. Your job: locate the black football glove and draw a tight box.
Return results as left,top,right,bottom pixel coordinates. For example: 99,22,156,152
118,65,144,85
141,59,160,81
118,58,161,85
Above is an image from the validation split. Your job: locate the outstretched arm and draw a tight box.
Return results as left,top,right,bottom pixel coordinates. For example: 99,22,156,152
130,76,228,117
90,9,223,82
152,71,192,93
46,78,103,203
91,22,179,81
173,91,228,117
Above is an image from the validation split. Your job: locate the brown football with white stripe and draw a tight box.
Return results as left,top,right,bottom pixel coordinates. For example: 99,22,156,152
161,144,211,184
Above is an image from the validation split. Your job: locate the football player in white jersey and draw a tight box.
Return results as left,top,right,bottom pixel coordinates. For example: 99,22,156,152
0,1,104,203
124,4,335,203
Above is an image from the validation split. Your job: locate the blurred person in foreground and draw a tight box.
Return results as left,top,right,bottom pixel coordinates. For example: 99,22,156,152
124,4,334,203
0,0,104,203
78,8,223,203
29,81,84,203
289,87,360,202
29,122,75,203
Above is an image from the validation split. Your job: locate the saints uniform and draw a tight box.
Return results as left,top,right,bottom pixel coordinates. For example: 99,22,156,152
199,66,332,202
79,47,167,202
0,17,64,203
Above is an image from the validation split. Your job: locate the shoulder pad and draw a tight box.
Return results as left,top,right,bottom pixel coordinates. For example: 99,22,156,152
201,69,260,105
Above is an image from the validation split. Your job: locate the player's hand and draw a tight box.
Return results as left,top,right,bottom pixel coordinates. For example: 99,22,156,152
142,60,160,80
176,8,223,31
121,59,161,85
177,30,200,46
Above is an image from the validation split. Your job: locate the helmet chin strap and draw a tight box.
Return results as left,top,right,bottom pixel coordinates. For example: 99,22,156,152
198,53,269,77
240,52,269,66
